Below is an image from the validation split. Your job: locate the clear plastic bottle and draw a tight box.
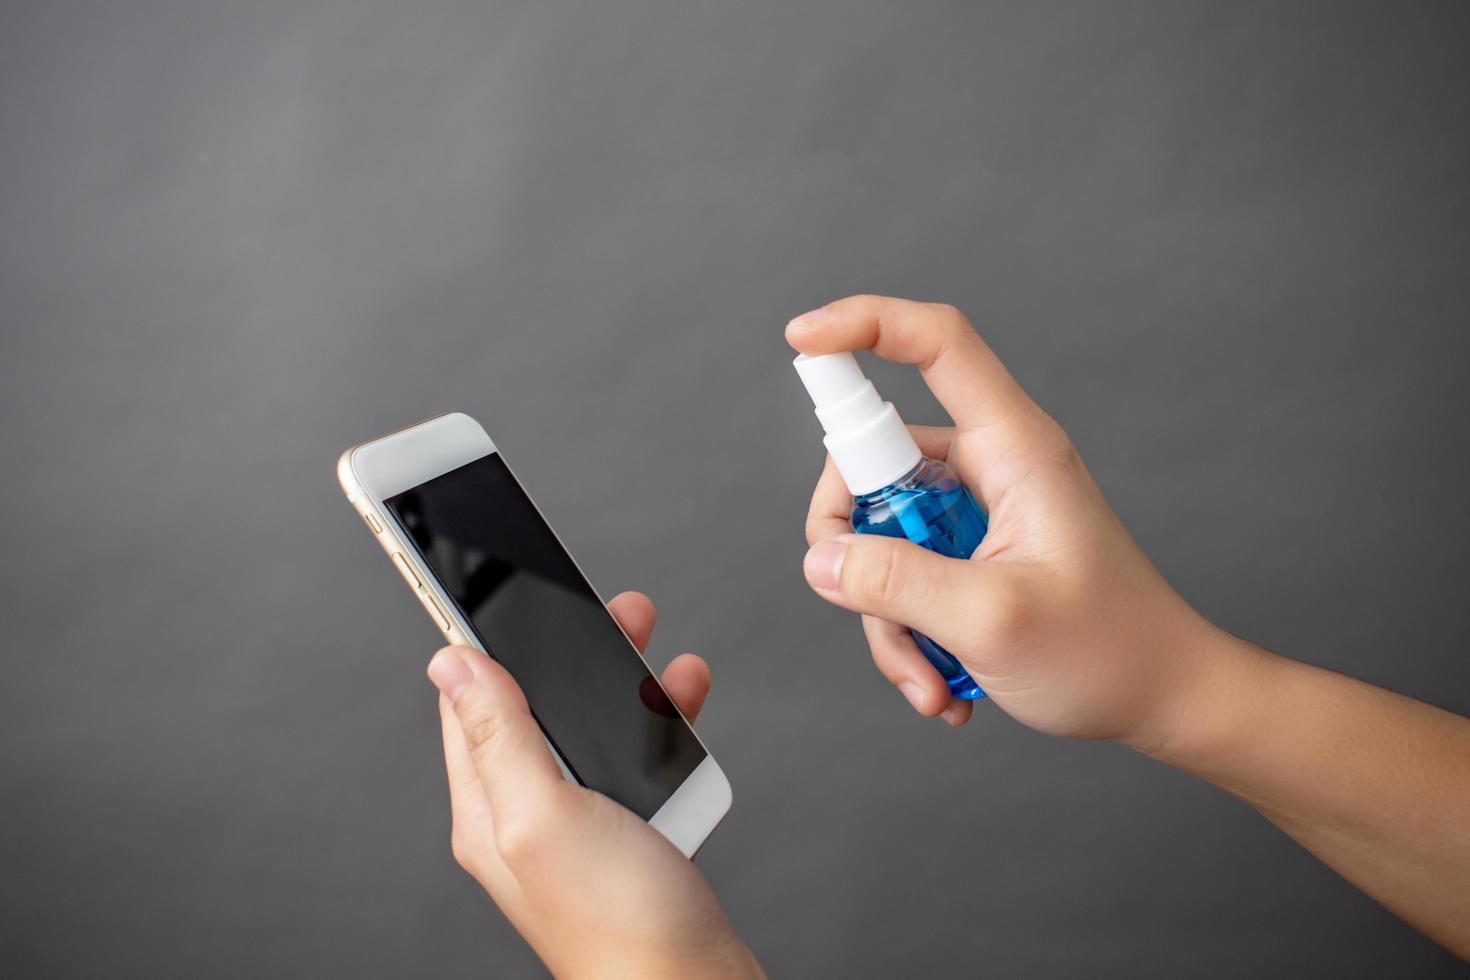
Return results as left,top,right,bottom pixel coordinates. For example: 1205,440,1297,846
850,457,988,700
793,352,987,701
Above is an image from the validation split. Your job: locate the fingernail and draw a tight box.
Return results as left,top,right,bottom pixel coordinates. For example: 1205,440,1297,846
787,307,829,331
428,649,474,701
804,536,850,591
899,683,928,713
940,703,964,726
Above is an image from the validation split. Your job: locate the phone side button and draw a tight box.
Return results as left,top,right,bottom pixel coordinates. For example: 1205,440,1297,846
422,593,452,631
363,512,383,533
391,552,422,590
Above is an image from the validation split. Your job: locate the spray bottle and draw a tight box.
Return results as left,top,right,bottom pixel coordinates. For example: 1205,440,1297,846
794,352,987,700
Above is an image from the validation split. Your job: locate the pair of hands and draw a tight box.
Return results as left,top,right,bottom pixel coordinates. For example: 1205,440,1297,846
426,296,1217,977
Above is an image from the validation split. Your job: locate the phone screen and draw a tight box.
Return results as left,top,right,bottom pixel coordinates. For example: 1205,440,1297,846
384,453,707,819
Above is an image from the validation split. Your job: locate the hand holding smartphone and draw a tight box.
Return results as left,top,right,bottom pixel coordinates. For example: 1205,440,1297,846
338,412,731,856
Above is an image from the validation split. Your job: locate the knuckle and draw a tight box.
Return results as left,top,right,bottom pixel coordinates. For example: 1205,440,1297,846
921,304,981,371
931,302,976,341
494,813,550,866
459,708,504,755
928,301,967,327
449,827,480,875
1055,441,1086,474
1036,416,1081,464
804,516,824,547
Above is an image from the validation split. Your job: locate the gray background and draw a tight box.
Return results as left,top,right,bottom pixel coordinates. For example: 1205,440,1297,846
3,1,1468,976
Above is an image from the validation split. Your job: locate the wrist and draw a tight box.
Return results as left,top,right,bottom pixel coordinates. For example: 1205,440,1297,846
1124,617,1278,772
661,940,764,980
570,937,763,980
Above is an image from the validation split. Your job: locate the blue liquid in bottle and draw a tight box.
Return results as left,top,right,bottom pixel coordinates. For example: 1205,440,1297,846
850,457,988,700
794,349,990,703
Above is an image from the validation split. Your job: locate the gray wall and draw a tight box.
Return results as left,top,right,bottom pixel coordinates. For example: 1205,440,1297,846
3,2,1468,976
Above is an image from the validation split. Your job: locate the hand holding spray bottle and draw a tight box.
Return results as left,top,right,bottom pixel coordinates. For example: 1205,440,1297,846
794,352,988,700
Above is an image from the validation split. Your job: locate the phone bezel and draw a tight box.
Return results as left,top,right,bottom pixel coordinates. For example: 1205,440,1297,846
337,412,731,858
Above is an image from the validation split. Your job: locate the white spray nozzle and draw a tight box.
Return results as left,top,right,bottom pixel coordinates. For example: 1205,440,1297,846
793,352,921,495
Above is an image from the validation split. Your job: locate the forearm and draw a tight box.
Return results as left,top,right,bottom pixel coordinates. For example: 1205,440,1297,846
567,942,766,980
1140,626,1470,958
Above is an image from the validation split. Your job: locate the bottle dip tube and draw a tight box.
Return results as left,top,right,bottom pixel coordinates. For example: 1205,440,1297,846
794,352,988,701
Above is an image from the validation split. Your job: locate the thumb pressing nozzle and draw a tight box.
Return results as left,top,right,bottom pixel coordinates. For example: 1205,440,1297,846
793,352,921,495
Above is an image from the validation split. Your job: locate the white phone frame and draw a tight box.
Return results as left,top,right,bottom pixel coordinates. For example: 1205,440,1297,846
338,412,731,858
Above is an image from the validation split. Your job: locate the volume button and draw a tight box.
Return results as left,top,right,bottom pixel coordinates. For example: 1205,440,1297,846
391,552,422,590
363,512,383,533
423,593,452,631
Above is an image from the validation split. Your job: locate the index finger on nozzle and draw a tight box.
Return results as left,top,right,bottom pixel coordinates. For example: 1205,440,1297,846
786,294,1038,431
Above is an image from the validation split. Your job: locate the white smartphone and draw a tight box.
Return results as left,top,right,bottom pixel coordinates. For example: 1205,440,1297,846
338,412,732,857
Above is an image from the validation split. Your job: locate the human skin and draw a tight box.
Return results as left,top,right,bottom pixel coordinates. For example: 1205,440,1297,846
790,295,1470,960
423,295,1468,974
427,592,764,979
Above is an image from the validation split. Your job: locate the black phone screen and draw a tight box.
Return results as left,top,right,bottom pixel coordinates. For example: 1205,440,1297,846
384,453,706,819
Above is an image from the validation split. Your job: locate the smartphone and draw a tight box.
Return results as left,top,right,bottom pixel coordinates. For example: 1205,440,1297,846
338,412,731,856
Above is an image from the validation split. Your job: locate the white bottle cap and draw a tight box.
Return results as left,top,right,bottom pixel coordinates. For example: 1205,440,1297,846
793,352,922,495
